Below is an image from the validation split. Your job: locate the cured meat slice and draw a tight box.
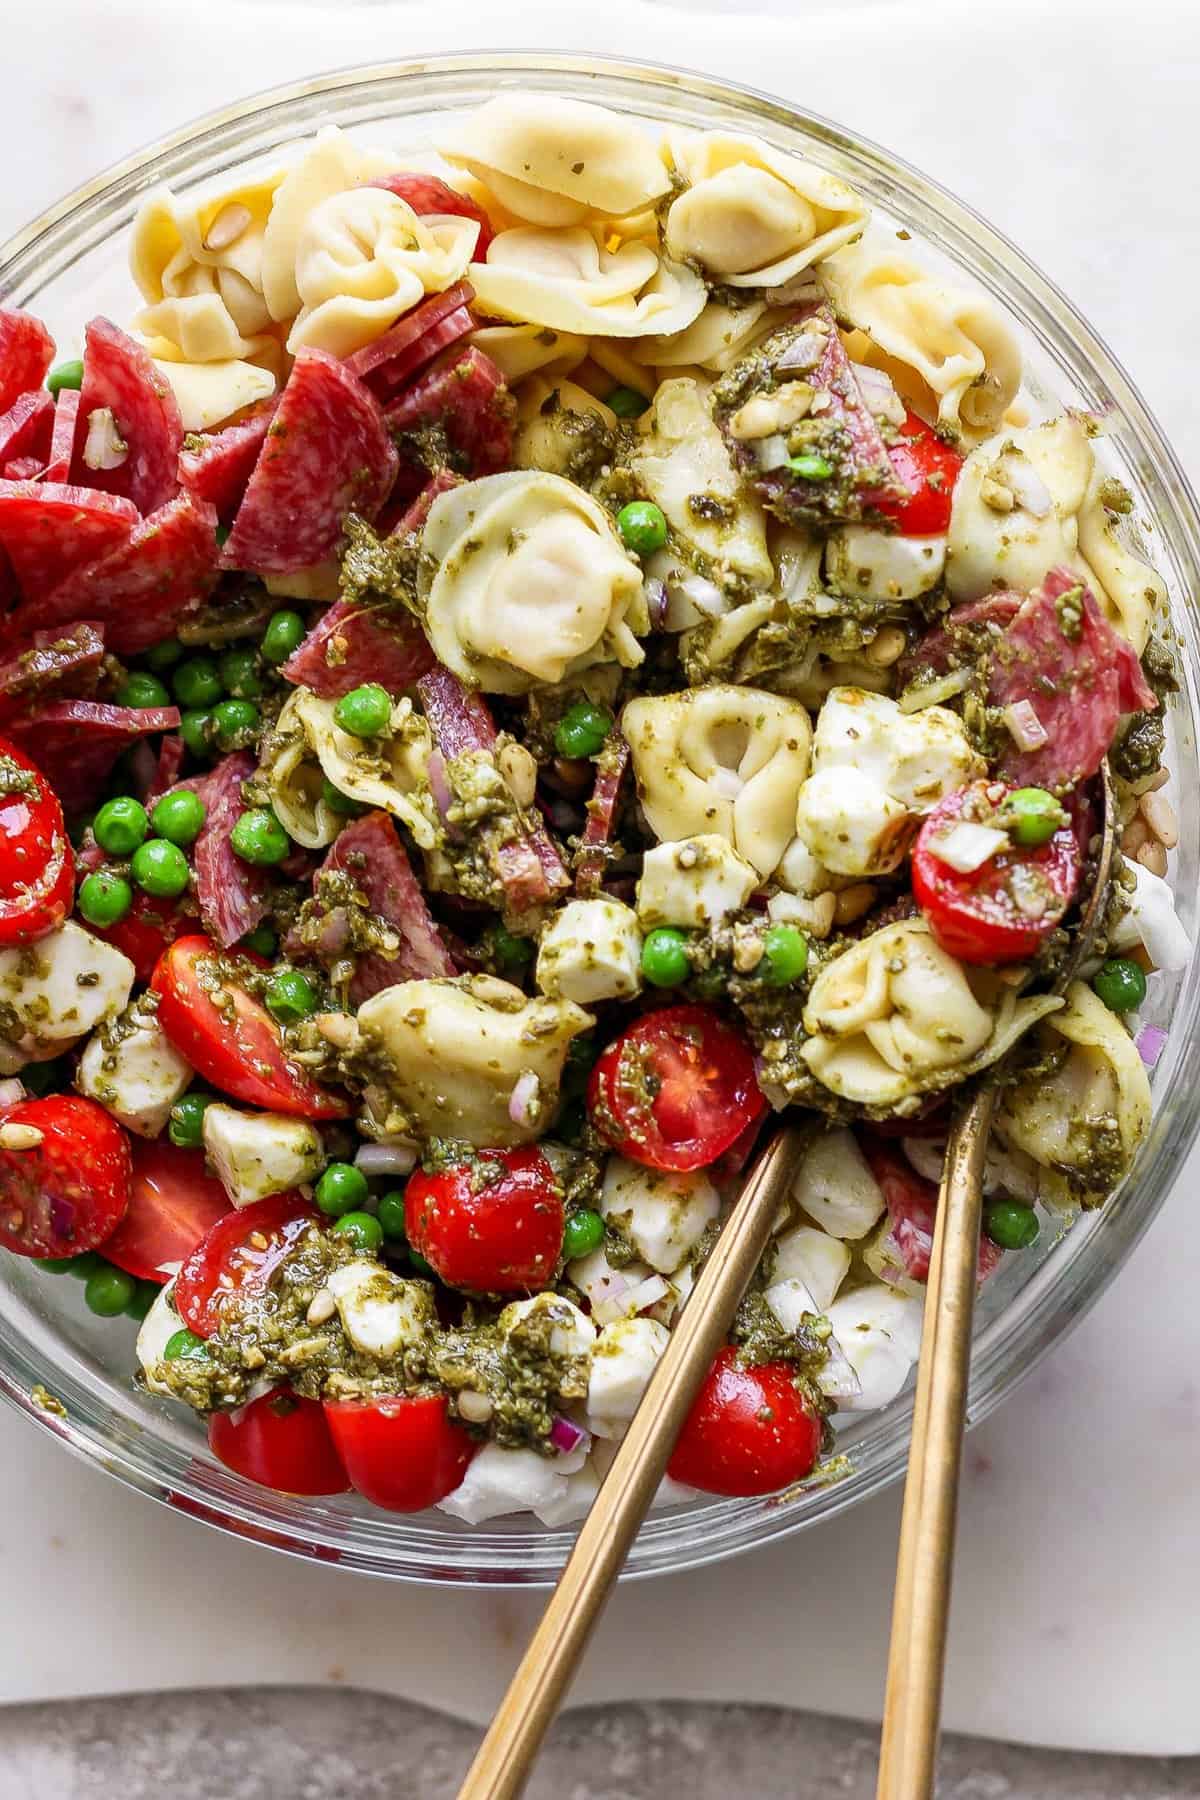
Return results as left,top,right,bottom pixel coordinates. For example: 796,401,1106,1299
574,732,630,897
368,175,495,257
863,1142,1001,1288
988,567,1157,791
0,310,55,414
373,466,461,540
308,810,454,1001
40,388,80,484
145,733,186,804
3,458,42,482
0,390,54,471
0,482,138,600
281,596,434,701
15,491,220,653
177,397,278,521
222,350,398,576
417,663,501,758
70,317,183,514
345,283,477,401
7,699,180,814
189,751,273,948
384,344,514,486
0,621,105,722
897,592,1022,690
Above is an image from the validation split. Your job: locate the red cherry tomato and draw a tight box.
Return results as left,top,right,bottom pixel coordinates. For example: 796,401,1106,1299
151,935,349,1119
92,890,190,984
0,734,73,945
369,172,495,257
874,409,963,536
588,1005,766,1173
404,1146,564,1294
175,1191,317,1338
209,1389,350,1496
0,1095,131,1258
667,1347,823,1497
99,1138,232,1284
323,1393,476,1512
912,780,1081,965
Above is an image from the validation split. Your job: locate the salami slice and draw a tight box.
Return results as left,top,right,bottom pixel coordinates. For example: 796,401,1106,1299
70,317,183,515
384,344,514,485
988,567,1157,791
4,458,42,482
0,310,55,414
41,389,80,483
177,397,278,522
574,733,630,897
389,469,462,537
0,389,54,472
15,491,220,654
281,597,434,700
222,350,398,576
316,810,453,1000
897,592,1022,691
0,621,106,722
7,699,180,814
145,733,186,804
190,751,273,948
864,1142,1001,1288
369,175,495,257
0,481,138,600
345,284,476,402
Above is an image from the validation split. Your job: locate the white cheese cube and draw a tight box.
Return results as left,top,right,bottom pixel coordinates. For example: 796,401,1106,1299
793,1130,886,1240
636,835,757,929
201,1103,325,1207
770,1224,850,1310
824,527,946,602
326,1261,435,1358
0,921,134,1074
533,1459,601,1526
536,898,643,1006
1109,858,1192,972
590,1438,698,1510
764,1275,823,1334
500,1292,596,1359
565,1245,657,1327
647,1260,695,1325
795,765,910,878
439,1442,588,1524
136,1279,183,1397
76,1000,193,1137
827,1281,925,1413
586,1317,670,1439
600,1156,720,1275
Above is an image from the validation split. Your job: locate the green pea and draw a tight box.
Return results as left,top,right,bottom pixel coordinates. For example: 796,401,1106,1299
169,1091,212,1150
315,1162,368,1217
641,926,691,989
562,1209,605,1261
164,1327,211,1361
38,1253,97,1275
983,1199,1041,1251
131,838,190,899
47,359,84,396
616,499,668,557
331,1210,384,1253
230,808,289,867
1092,957,1147,1014
265,969,320,1024
606,385,649,419
84,1265,138,1318
179,709,213,758
333,683,392,738
320,777,365,818
491,923,533,975
172,655,224,710
408,1249,437,1279
211,697,260,751
217,647,264,700
787,454,834,481
93,795,149,856
144,638,184,672
760,923,809,987
124,1280,160,1322
115,672,171,710
1007,786,1068,848
64,1251,103,1280
376,1191,409,1242
150,789,206,847
554,701,613,761
261,609,306,665
77,870,134,929
242,924,278,958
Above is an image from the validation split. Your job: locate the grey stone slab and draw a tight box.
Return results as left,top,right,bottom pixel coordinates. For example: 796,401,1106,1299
0,1691,1196,1799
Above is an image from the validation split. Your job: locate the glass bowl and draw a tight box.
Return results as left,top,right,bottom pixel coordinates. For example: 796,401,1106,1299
2,52,1198,1586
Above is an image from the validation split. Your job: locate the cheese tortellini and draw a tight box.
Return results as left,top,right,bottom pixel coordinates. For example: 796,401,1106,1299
420,471,648,694
633,300,784,375
130,171,281,362
258,690,343,850
469,227,706,340
623,684,812,879
282,688,439,849
802,920,1063,1108
663,129,867,287
469,323,588,384
260,126,402,322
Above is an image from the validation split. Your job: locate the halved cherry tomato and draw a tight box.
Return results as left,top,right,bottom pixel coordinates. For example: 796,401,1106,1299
323,1393,476,1512
100,1138,232,1284
175,1191,316,1337
0,733,73,945
92,890,190,984
404,1146,564,1294
667,1347,822,1497
912,780,1080,965
151,934,349,1119
209,1389,350,1496
874,409,963,536
0,1095,131,1258
588,1005,766,1173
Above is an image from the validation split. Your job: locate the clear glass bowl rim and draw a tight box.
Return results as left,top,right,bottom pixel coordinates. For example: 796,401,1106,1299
2,49,1199,1587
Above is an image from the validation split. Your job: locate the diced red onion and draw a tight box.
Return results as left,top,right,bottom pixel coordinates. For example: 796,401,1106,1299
1006,460,1053,518
774,329,826,374
928,821,1008,874
426,749,461,841
673,572,725,618
549,1414,590,1456
1136,1024,1168,1069
0,1079,26,1110
644,577,668,629
1002,699,1048,752
156,1259,183,1278
850,362,906,427
355,1141,418,1178
508,1070,541,1129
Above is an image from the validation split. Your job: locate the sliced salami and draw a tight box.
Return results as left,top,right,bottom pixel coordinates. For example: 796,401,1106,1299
4,458,43,482
345,284,476,402
368,175,495,257
281,597,434,700
385,344,514,486
0,310,55,414
0,389,54,472
0,620,105,722
145,733,186,804
7,699,180,814
0,481,138,600
316,810,454,1000
177,397,278,522
41,388,80,483
897,592,1022,690
390,469,462,537
189,751,274,948
15,490,220,654
863,1141,1001,1288
574,733,630,897
70,317,183,515
222,350,398,577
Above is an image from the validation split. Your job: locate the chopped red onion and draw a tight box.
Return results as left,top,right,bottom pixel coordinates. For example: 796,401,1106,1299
1136,1024,1168,1069
1006,460,1053,518
644,577,668,629
549,1414,590,1456
156,1259,183,1278
1002,699,1048,752
355,1142,418,1178
774,329,826,374
850,362,906,427
508,1070,541,1129
425,749,461,841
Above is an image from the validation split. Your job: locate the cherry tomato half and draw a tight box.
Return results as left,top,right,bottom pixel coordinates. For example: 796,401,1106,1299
912,781,1081,965
100,1138,232,1284
209,1389,350,1496
92,890,190,984
588,1005,766,1173
874,409,963,537
0,1094,131,1259
0,733,73,946
151,935,348,1119
323,1393,476,1512
405,1146,564,1294
667,1347,823,1497
175,1191,316,1338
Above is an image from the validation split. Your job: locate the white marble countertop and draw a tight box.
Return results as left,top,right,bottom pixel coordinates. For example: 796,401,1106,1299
1,0,1199,1759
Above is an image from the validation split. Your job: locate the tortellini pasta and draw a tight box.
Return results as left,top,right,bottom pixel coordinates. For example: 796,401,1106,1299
130,170,281,362
802,919,1063,1107
284,688,439,849
356,974,592,1145
623,684,812,879
633,300,783,375
663,129,867,287
420,471,647,695
469,323,588,384
438,93,671,227
995,983,1152,1198
149,353,276,433
468,228,707,340
1076,467,1166,654
823,238,1022,436
513,378,616,479
260,126,402,322
288,188,478,357
258,690,343,850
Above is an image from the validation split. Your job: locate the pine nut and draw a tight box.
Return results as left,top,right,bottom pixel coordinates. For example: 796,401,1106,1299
1136,840,1168,878
457,1389,494,1425
306,1289,336,1327
1139,790,1179,850
203,202,252,252
865,626,906,668
0,1122,42,1150
498,741,538,809
834,883,877,926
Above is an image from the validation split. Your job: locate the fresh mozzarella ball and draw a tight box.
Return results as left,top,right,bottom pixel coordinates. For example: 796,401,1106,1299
586,1317,670,1439
636,835,758,930
827,1284,924,1413
201,1104,324,1207
0,922,135,1074
76,1000,192,1138
499,1292,596,1360
536,899,643,1006
600,1157,720,1275
764,1275,823,1334
439,1440,589,1525
136,1279,183,1397
770,1223,851,1310
794,765,910,878
792,1130,885,1240
1108,858,1191,971
824,527,946,601
325,1262,436,1359
533,1459,601,1527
